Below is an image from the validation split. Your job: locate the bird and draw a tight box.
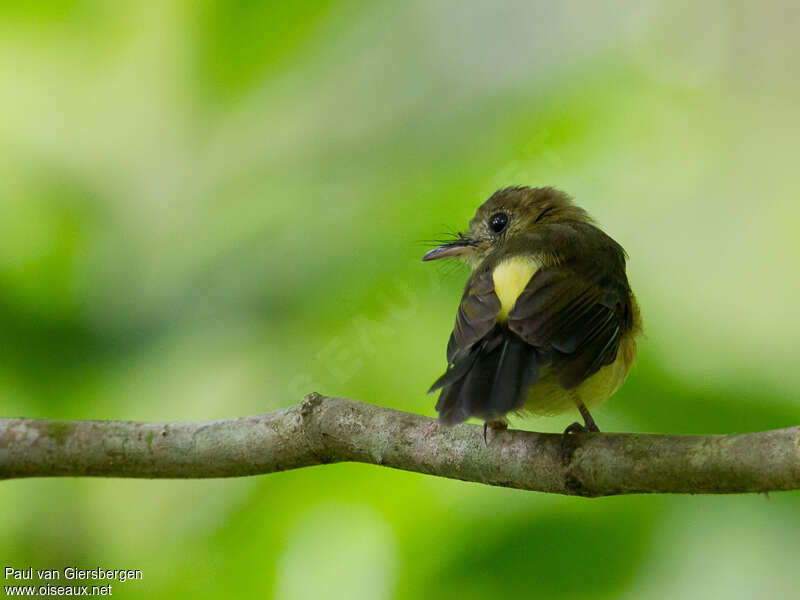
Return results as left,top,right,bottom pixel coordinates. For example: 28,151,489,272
423,186,641,439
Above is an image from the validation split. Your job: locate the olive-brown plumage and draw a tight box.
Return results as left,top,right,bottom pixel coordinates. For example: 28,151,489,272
424,186,641,430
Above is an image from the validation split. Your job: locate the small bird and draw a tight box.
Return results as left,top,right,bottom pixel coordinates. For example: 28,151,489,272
423,186,641,437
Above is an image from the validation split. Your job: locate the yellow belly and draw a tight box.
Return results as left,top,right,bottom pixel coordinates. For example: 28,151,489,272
523,332,637,416
492,256,539,321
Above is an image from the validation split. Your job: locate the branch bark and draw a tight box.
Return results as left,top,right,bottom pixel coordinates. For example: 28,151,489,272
1,394,799,497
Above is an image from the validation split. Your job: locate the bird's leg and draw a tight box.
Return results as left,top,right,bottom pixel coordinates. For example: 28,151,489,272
561,396,599,463
483,419,508,445
577,401,600,432
563,396,600,435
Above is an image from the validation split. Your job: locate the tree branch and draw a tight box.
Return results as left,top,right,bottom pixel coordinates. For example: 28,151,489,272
1,393,799,497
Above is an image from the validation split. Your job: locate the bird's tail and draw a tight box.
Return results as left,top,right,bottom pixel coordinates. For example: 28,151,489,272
430,327,541,425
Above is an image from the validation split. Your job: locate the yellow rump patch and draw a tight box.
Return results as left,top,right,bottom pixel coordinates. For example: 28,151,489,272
492,255,539,321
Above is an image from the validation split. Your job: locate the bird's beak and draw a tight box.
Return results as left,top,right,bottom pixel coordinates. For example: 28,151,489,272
422,238,475,262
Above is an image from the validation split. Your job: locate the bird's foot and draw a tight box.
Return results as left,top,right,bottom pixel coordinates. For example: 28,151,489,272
560,419,599,465
483,420,508,446
564,421,588,435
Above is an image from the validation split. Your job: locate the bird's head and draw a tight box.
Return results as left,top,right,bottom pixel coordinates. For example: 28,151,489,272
422,186,590,268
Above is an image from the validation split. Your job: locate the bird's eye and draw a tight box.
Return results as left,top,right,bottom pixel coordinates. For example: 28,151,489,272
489,212,509,234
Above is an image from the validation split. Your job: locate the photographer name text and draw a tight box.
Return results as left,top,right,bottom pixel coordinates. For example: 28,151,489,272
3,567,142,597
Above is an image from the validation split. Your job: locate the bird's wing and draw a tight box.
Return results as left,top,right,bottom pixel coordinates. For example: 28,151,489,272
432,268,542,424
507,266,624,389
428,269,502,395
447,269,502,362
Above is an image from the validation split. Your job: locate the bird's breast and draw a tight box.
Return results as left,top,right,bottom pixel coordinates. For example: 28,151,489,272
492,255,539,322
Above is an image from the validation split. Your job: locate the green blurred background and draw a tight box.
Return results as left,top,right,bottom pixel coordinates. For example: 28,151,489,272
2,1,800,598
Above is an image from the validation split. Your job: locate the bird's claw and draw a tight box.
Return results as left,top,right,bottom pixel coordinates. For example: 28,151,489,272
560,421,595,464
563,421,588,436
483,420,508,446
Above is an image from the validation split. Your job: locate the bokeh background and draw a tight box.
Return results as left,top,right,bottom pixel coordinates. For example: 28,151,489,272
2,1,800,598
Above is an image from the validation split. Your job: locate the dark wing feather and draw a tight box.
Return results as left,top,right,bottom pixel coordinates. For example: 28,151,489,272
508,267,624,389
434,327,540,425
432,269,542,424
488,334,540,414
430,270,501,395
448,269,502,362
